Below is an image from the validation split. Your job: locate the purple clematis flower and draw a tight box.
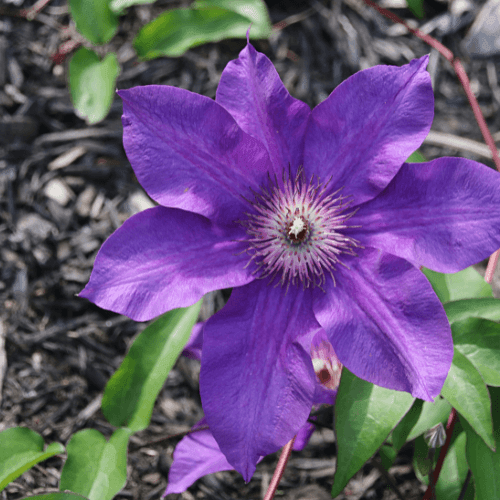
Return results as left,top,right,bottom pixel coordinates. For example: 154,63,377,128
165,326,339,495
80,42,500,480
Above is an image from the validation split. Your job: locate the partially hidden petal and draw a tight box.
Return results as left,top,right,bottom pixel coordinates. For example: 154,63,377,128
311,331,342,406
200,280,318,481
119,86,272,227
79,207,253,321
182,322,204,361
349,158,500,272
216,43,310,174
304,56,433,204
164,419,233,496
313,248,453,401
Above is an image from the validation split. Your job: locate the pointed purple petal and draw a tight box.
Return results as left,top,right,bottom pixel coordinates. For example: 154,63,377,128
313,248,453,401
216,43,310,174
164,419,233,496
304,56,433,204
79,207,253,321
119,86,272,227
293,422,316,451
349,158,500,272
200,280,318,480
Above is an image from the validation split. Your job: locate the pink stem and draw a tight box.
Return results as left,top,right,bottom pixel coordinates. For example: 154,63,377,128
362,0,500,283
263,436,296,500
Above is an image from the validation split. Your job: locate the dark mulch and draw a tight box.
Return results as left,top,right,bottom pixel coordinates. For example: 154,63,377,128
1,0,499,499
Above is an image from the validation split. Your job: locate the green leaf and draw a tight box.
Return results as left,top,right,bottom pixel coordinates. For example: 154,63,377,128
406,149,426,163
20,494,90,500
464,387,500,500
392,398,424,450
446,267,493,301
59,428,131,500
109,0,155,14
194,0,271,33
444,297,500,324
332,370,414,497
0,427,64,492
68,0,118,45
102,301,201,432
452,318,500,386
406,0,425,19
434,431,468,500
422,267,450,303
406,397,451,442
379,444,397,471
441,348,494,450
134,0,271,60
69,48,119,125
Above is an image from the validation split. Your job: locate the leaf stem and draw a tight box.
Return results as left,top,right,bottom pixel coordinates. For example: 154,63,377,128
362,0,500,283
263,435,296,500
422,408,458,500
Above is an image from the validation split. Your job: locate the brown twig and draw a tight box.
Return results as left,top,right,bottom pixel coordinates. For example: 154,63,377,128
263,436,296,500
422,408,458,500
362,0,500,283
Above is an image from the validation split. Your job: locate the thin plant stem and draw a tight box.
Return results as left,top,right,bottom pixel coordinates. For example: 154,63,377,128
362,0,500,283
457,470,472,500
422,408,458,500
263,436,296,500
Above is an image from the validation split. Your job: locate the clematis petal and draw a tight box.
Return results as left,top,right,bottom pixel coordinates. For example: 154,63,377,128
182,322,204,361
304,56,433,204
200,280,318,481
348,158,500,272
216,43,310,174
79,207,253,321
164,419,233,496
313,247,453,401
119,86,272,227
164,417,315,496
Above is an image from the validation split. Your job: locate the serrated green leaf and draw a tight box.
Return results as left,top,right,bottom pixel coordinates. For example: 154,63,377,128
332,369,414,497
68,0,118,45
20,493,90,500
441,348,494,450
0,427,65,492
422,267,450,303
444,297,500,324
452,318,500,386
102,301,201,432
134,1,271,60
69,48,119,125
463,387,500,500
392,398,424,450
406,397,451,442
109,0,154,14
406,0,425,18
59,428,131,500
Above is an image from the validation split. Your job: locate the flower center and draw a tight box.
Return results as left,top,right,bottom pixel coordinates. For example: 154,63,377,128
241,167,360,288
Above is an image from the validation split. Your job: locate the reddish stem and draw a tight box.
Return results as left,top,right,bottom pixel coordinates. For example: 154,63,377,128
422,408,458,500
362,0,500,282
263,436,296,500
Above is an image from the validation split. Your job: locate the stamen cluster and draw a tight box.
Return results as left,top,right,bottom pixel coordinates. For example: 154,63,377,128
241,167,360,288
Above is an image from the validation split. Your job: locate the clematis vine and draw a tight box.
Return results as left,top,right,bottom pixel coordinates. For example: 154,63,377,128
164,325,340,495
80,42,500,480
